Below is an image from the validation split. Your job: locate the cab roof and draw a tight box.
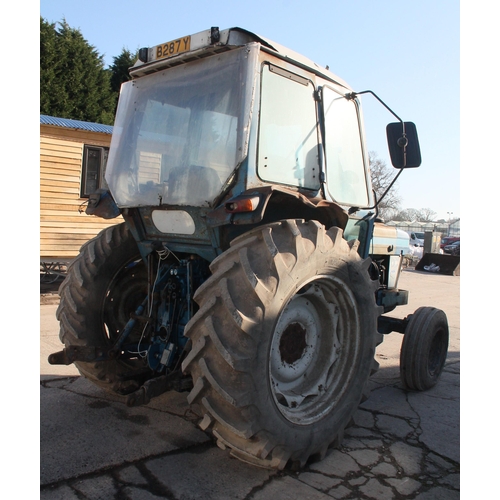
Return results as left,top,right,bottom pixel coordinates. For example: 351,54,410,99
130,26,351,90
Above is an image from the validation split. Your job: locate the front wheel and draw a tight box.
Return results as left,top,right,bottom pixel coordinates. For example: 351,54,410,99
400,306,449,391
182,220,382,469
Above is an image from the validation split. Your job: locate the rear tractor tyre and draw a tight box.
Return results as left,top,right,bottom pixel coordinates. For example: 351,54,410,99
182,219,383,469
56,223,151,394
400,306,449,391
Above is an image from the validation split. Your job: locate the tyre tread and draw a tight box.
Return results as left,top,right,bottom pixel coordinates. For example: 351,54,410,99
184,220,381,469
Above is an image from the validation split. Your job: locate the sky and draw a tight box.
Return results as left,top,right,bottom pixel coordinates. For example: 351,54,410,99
38,0,462,222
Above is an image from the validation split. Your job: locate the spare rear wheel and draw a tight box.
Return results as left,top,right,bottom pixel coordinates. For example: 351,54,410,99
182,219,382,469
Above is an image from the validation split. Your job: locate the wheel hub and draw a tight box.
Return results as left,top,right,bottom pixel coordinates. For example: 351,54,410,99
279,322,307,364
269,277,360,425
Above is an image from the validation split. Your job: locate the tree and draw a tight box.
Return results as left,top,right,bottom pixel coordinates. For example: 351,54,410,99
40,17,116,124
391,207,437,222
109,49,137,113
395,208,420,222
418,208,437,222
369,151,401,220
40,17,63,116
110,49,137,94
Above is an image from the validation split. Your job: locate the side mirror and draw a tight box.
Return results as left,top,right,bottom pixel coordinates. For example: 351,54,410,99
386,121,421,168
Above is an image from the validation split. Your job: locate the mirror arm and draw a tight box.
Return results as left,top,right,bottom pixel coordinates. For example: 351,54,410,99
366,167,404,210
345,90,404,124
346,90,408,167
345,90,410,208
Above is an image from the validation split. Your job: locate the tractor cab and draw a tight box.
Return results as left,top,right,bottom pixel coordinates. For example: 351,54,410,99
102,27,416,263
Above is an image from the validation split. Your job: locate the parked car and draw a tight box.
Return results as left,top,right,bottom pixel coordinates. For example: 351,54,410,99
444,240,460,256
440,236,460,250
410,232,425,247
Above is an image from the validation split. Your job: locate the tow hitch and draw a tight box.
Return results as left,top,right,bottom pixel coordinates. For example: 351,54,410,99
48,298,148,366
48,345,117,365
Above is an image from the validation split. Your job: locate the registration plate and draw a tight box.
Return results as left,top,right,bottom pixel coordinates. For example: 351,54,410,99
154,36,191,61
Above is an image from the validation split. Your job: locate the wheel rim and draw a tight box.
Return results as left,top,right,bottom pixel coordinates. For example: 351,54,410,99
269,275,361,425
102,258,148,344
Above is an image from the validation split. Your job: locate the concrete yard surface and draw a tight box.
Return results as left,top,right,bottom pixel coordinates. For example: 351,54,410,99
40,268,460,499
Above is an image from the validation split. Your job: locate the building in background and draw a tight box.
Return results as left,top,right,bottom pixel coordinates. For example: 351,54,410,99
40,115,122,272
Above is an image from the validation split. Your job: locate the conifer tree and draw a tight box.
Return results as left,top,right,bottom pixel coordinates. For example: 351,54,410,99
110,48,137,94
40,17,116,125
40,17,61,116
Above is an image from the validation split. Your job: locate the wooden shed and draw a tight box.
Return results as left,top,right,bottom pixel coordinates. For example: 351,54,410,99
40,115,122,271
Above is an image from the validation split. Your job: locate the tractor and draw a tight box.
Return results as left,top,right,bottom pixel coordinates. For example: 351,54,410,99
49,27,449,469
